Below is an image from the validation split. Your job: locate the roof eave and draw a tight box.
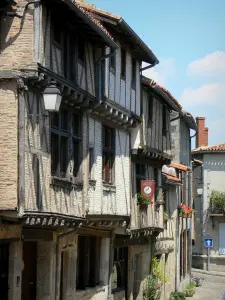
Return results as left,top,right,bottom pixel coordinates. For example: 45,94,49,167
62,0,118,49
192,150,225,155
151,85,181,113
118,18,159,64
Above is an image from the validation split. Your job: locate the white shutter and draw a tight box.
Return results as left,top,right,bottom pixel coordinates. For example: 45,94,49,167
219,223,225,255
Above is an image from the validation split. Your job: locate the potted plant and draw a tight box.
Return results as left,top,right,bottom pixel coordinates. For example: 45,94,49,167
178,204,195,218
170,291,186,300
210,190,225,214
143,275,161,300
191,276,203,287
185,282,196,297
137,193,153,205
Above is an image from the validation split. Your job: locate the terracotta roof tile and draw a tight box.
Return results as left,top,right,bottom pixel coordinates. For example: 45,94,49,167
142,77,182,110
192,142,225,153
162,172,181,183
71,1,114,41
169,162,190,172
76,2,121,20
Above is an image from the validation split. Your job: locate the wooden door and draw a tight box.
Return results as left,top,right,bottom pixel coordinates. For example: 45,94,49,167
22,241,37,300
0,243,9,300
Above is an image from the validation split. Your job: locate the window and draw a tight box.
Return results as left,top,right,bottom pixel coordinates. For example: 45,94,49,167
121,49,126,78
52,20,62,45
76,236,100,289
51,109,81,178
102,126,115,183
148,95,153,126
219,223,225,255
110,48,116,71
136,164,146,193
89,147,94,179
64,31,76,81
78,39,85,62
162,105,167,136
131,58,136,88
154,168,158,187
112,247,128,291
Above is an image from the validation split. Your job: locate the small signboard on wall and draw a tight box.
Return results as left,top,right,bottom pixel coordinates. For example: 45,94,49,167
140,180,155,201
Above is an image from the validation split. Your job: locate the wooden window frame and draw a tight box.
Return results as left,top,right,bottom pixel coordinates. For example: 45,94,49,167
148,94,153,127
78,38,85,63
121,48,126,79
135,164,146,194
76,235,100,290
110,48,116,73
162,105,167,136
131,58,136,90
89,147,94,179
102,126,115,184
51,109,82,179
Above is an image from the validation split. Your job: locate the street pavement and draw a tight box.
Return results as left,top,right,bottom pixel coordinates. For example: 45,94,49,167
192,273,225,300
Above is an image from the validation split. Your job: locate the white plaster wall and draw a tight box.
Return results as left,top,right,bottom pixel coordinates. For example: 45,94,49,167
200,153,225,262
88,117,130,216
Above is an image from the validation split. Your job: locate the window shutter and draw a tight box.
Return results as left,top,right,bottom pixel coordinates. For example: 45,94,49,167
219,223,225,255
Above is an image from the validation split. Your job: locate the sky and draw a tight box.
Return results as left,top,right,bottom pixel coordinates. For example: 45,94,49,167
90,0,225,145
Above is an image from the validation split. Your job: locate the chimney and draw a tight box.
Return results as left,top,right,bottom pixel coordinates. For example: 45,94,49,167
196,116,209,148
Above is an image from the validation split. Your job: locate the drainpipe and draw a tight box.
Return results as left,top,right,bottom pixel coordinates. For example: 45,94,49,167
54,228,80,300
95,49,117,108
175,182,180,291
5,0,41,18
189,132,196,282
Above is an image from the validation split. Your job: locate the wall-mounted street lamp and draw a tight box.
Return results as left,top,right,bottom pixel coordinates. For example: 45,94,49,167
43,80,62,112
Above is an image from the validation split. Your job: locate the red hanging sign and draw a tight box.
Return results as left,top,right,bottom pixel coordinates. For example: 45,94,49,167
140,180,155,202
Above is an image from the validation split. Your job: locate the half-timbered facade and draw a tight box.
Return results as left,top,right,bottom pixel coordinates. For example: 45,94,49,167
0,0,119,299
0,1,161,300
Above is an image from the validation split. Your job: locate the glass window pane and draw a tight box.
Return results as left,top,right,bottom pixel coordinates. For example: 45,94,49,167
51,112,59,128
60,136,68,176
73,114,80,137
61,109,69,131
51,133,59,175
73,140,80,177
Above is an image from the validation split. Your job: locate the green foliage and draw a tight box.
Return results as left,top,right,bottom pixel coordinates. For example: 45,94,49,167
210,190,225,213
152,257,168,283
137,193,150,205
143,257,168,299
170,291,186,299
143,275,161,300
163,211,169,222
184,281,196,297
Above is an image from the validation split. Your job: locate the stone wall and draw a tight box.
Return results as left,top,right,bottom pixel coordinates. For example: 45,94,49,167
0,0,36,70
0,80,18,209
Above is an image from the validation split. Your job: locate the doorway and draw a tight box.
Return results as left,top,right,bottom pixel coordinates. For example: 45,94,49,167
0,242,9,300
22,241,37,300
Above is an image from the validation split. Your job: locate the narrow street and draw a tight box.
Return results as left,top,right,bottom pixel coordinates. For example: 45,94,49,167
192,273,225,300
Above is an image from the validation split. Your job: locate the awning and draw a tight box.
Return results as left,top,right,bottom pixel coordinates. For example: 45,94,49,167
169,162,190,172
192,159,203,167
162,173,182,186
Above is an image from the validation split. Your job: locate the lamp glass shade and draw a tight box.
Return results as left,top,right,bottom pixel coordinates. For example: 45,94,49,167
43,81,62,112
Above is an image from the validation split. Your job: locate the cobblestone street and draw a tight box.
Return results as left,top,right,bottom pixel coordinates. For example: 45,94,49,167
192,272,225,300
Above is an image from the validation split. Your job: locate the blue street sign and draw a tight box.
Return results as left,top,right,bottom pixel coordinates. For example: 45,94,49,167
204,238,213,247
